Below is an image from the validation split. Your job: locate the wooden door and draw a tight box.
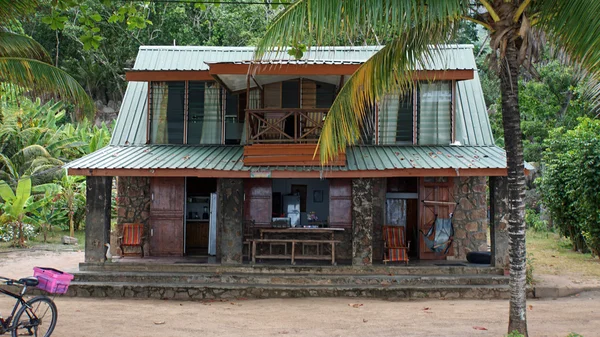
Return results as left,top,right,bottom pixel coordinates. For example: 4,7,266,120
244,179,272,227
149,177,184,256
329,179,352,228
419,177,453,260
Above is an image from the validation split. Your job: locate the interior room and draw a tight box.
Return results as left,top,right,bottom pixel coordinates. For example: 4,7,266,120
272,179,330,227
185,178,217,256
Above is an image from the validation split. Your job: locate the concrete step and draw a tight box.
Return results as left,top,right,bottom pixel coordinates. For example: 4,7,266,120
62,281,512,300
72,271,508,287
79,262,503,276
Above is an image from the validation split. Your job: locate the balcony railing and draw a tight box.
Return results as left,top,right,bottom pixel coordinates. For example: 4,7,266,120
245,108,329,144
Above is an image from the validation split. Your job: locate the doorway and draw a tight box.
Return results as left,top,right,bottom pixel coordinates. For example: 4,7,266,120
185,178,217,256
385,178,419,258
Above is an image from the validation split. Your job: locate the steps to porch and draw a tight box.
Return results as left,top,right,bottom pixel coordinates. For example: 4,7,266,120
65,262,512,301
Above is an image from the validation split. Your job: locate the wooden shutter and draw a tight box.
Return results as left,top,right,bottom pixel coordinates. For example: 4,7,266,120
149,177,185,256
329,179,352,228
301,79,317,108
244,179,272,227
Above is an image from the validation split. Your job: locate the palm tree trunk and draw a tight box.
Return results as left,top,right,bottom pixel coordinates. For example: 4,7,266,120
500,39,529,336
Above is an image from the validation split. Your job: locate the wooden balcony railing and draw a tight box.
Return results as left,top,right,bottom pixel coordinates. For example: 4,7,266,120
245,108,329,144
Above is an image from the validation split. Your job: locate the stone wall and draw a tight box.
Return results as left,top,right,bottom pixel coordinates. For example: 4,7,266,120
452,176,489,260
116,177,151,256
371,179,386,262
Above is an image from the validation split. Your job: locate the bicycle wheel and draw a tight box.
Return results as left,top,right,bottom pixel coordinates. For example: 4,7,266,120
11,296,57,337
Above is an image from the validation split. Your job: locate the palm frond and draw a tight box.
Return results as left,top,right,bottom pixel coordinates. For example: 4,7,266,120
0,31,52,63
0,0,39,21
0,58,94,118
256,0,469,58
318,31,458,162
537,0,600,74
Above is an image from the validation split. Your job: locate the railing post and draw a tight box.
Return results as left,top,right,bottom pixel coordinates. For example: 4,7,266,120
245,110,250,144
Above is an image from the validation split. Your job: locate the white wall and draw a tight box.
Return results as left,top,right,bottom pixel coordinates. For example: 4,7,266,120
272,178,330,226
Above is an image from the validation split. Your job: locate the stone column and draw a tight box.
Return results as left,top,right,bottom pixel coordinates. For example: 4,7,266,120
85,176,112,263
452,176,489,260
217,178,244,265
352,178,374,266
490,176,510,267
371,178,386,262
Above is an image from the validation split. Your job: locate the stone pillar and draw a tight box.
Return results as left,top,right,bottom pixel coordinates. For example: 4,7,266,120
490,176,510,267
85,176,112,263
452,176,489,260
217,178,244,265
116,177,151,255
371,178,386,262
352,178,374,266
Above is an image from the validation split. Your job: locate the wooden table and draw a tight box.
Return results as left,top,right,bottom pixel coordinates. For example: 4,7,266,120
251,228,344,265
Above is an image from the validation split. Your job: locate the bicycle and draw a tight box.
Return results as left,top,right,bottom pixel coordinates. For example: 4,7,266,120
0,275,58,337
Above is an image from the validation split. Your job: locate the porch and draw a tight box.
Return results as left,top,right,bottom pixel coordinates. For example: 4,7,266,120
70,257,510,300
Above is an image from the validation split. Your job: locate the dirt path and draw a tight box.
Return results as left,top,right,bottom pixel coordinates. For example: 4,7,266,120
1,294,599,337
1,250,598,336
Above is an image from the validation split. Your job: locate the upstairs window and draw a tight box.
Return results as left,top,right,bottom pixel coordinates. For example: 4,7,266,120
378,81,453,146
379,91,414,145
149,81,222,144
417,81,452,145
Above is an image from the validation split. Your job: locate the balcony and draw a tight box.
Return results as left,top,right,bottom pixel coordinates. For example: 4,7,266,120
243,108,346,166
245,108,329,144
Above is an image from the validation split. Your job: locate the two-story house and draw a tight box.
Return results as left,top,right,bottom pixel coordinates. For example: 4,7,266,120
67,45,513,268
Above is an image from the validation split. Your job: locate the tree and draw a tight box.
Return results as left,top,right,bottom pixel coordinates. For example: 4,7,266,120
257,1,600,335
0,0,93,117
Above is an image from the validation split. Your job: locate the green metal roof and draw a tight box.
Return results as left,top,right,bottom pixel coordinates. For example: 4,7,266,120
65,145,507,172
112,44,493,147
132,45,476,72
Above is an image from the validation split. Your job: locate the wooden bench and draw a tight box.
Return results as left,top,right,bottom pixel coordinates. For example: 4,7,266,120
249,239,341,265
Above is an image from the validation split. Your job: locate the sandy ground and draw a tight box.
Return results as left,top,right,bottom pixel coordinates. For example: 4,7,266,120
1,250,599,337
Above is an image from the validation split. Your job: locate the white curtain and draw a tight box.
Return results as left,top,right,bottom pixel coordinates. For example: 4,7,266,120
418,82,452,145
200,83,221,144
379,94,400,145
151,82,169,144
386,199,407,227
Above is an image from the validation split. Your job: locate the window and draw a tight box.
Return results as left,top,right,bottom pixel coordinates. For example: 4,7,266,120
379,91,414,144
417,81,452,145
378,81,453,145
149,81,222,144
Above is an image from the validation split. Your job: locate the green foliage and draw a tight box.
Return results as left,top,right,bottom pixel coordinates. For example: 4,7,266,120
489,61,595,161
24,1,276,103
525,209,548,232
526,253,535,286
540,117,600,257
506,331,525,337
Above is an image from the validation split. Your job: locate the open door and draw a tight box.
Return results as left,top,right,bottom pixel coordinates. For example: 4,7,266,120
149,177,185,256
419,177,454,260
208,193,217,256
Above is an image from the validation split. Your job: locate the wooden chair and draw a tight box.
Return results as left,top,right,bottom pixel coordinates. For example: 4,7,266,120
301,111,325,139
259,112,286,140
118,223,144,258
383,225,410,265
242,220,256,259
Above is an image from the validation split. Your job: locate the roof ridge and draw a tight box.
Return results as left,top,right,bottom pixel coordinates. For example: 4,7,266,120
137,44,474,51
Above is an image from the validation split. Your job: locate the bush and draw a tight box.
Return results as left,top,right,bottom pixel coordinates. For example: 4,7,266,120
0,223,36,243
525,209,548,232
540,118,600,256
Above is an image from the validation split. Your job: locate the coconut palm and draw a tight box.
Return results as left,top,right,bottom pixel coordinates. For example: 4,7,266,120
257,1,600,335
0,0,93,117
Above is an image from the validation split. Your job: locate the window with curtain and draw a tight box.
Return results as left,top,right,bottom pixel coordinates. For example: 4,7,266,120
417,81,452,145
149,81,222,145
150,81,185,144
379,91,414,144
